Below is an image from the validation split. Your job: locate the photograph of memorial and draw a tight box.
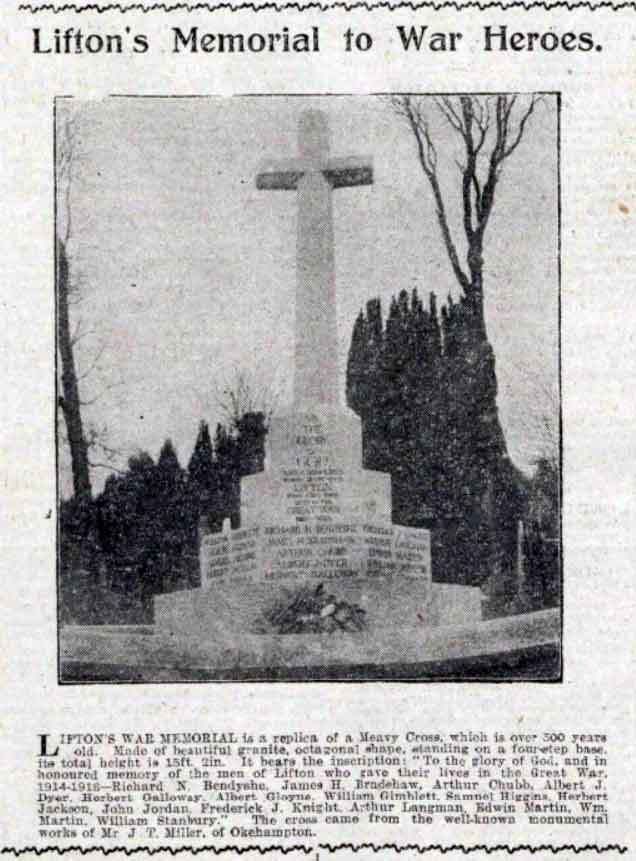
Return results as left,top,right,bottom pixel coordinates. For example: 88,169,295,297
57,93,561,682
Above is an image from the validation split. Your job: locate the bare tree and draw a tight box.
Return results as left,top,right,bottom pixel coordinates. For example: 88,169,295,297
214,366,280,433
391,94,540,339
56,107,91,501
56,105,125,497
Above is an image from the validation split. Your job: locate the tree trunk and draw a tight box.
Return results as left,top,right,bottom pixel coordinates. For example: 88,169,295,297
57,238,92,502
467,241,487,341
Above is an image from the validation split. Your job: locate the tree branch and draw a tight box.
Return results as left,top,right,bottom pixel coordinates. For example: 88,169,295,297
504,95,540,158
434,97,466,140
77,340,108,382
391,93,541,304
79,378,124,407
472,98,490,156
460,97,477,243
394,96,470,294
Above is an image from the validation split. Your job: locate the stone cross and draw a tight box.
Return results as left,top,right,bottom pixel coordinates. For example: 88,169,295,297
256,109,373,407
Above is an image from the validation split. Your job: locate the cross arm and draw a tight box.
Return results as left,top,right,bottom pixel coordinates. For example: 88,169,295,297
324,156,373,189
256,158,305,191
256,155,374,190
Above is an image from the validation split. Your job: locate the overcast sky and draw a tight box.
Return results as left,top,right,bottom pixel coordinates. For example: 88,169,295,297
57,94,559,496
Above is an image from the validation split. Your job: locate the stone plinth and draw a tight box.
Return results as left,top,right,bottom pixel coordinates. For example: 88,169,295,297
154,400,483,643
264,406,363,474
153,578,480,644
61,608,560,682
191,401,434,631
197,520,431,626
153,401,485,644
241,406,390,523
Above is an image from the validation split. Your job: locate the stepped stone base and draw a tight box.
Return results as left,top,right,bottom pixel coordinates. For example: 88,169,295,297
155,402,481,645
60,608,560,682
154,580,482,641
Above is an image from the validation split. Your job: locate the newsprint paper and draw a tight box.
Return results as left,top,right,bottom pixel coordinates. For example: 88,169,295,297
1,0,635,857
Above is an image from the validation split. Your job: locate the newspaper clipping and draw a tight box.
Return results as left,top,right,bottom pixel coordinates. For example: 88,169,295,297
0,0,634,858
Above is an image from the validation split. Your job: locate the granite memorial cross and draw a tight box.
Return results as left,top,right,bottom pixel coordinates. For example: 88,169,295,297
149,108,482,645
256,109,373,407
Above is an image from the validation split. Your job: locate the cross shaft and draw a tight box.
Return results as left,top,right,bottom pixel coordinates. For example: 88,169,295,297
256,109,373,407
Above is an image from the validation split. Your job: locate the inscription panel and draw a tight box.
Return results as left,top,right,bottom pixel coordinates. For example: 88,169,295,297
268,408,362,473
202,528,260,585
260,522,431,583
262,523,360,581
202,523,431,587
198,521,433,630
280,466,345,520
